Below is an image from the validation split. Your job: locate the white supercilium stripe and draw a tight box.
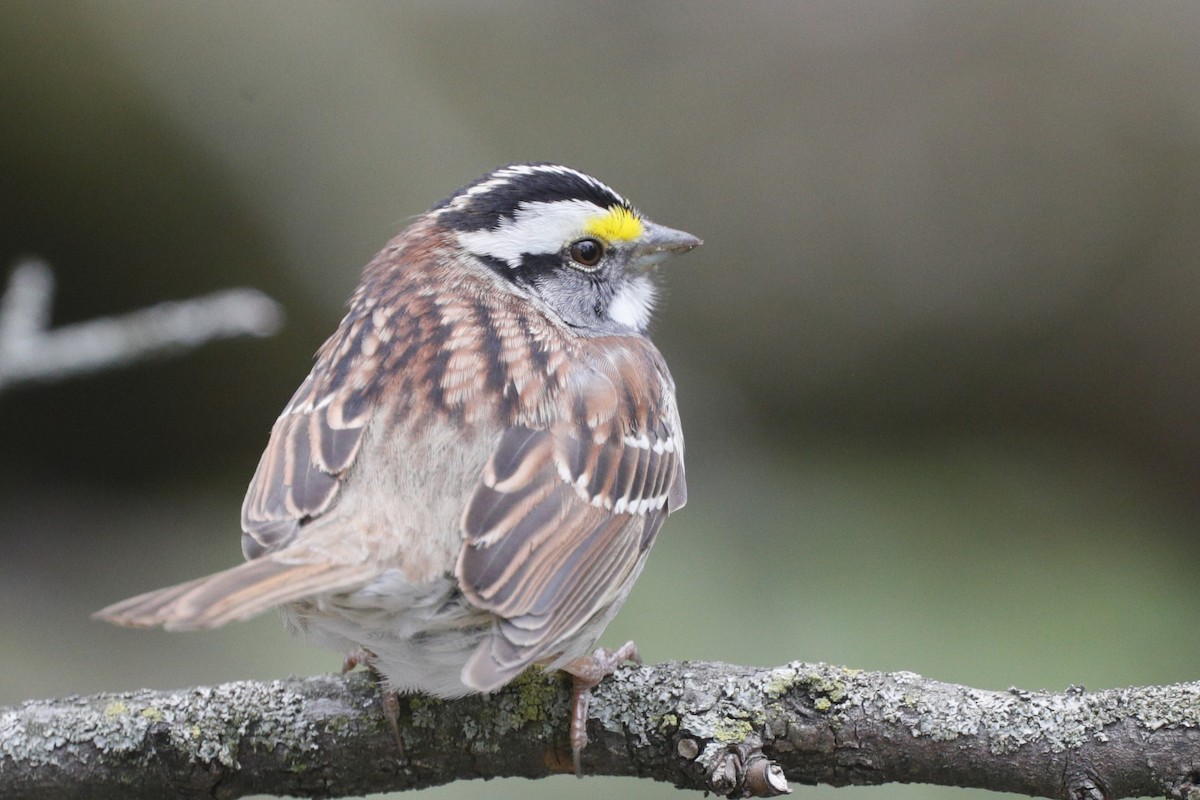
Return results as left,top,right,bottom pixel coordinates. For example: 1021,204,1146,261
455,200,610,267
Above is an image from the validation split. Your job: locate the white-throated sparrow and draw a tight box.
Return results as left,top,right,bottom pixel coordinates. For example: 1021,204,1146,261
95,163,699,770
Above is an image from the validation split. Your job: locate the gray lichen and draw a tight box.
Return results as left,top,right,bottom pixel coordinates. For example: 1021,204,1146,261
0,678,334,773
844,667,1200,755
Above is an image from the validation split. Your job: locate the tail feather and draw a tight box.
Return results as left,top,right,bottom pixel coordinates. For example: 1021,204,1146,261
93,558,375,631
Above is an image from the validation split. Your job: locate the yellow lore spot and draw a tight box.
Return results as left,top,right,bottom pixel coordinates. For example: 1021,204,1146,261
585,206,643,243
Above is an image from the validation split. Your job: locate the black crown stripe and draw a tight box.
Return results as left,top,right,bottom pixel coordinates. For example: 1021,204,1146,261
433,163,631,232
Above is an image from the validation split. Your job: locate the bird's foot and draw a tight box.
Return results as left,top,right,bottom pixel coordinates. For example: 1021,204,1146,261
564,641,641,777
343,648,405,758
381,689,405,758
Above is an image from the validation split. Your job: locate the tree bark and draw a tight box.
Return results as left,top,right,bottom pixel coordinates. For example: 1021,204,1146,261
2,661,1199,799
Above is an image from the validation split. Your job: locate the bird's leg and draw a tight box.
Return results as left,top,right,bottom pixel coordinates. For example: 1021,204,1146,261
563,640,642,777
343,648,405,757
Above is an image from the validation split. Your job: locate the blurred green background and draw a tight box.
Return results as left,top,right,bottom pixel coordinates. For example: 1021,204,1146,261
3,3,1199,799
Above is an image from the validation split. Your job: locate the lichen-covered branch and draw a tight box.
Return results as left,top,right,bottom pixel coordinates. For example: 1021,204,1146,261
0,258,284,392
3,662,1200,800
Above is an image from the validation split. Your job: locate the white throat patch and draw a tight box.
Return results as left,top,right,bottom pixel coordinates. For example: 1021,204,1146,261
608,275,657,332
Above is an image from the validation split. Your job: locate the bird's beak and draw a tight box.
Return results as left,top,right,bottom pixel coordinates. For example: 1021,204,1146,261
631,221,702,272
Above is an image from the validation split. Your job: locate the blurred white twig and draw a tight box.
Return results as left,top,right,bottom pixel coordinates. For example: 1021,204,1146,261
0,258,284,393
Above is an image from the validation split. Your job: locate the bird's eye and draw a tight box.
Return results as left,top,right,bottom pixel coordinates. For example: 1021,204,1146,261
569,238,604,268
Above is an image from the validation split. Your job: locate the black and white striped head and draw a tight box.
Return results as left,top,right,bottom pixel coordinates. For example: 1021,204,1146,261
431,163,700,335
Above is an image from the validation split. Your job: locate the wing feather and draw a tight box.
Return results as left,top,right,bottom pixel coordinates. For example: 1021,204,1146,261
456,345,685,691
240,337,372,559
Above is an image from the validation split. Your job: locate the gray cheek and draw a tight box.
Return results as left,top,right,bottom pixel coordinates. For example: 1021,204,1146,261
533,273,609,330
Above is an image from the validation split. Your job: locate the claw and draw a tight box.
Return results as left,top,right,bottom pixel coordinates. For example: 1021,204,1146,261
382,689,405,759
563,641,641,777
342,648,405,758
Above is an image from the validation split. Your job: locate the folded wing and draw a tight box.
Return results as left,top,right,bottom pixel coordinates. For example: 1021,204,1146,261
457,350,685,690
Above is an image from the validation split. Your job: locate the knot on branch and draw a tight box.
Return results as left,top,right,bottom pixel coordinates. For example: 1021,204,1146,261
1168,770,1200,800
700,735,790,798
1067,771,1108,800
